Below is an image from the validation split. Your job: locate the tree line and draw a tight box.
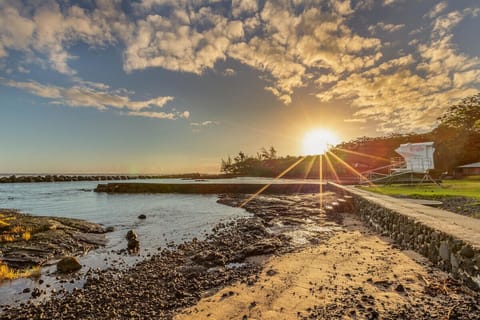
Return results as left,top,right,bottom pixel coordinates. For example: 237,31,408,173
220,93,480,178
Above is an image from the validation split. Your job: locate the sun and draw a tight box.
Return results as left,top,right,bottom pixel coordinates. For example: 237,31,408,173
302,129,339,155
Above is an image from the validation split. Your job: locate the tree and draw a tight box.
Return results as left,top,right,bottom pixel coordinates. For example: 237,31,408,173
269,146,277,159
437,93,480,132
220,156,234,174
434,93,480,171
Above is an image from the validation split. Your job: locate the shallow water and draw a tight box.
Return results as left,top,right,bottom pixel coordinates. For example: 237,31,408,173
0,178,322,305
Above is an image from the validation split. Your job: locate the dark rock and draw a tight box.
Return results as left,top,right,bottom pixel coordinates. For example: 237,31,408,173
266,269,278,276
395,284,405,292
57,257,82,273
31,288,42,298
178,265,208,278
192,250,226,267
105,226,115,232
126,230,137,241
460,245,475,259
128,238,140,252
138,214,147,220
241,238,282,257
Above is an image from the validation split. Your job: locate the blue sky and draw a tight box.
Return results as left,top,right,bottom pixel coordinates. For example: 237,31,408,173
0,0,479,173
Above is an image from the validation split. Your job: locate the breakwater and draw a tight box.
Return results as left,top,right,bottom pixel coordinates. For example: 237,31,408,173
0,175,162,183
0,174,232,184
95,182,327,194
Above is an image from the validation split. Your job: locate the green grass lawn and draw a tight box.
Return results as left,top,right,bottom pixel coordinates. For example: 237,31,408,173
359,177,480,200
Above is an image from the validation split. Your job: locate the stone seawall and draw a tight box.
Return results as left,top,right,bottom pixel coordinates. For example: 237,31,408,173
329,182,480,290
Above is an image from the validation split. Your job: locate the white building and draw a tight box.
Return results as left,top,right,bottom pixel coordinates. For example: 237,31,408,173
394,142,435,173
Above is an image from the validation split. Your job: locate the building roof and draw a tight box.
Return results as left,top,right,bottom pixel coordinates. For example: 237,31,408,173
457,162,480,168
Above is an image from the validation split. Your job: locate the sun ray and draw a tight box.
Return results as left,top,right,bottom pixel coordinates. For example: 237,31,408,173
326,150,377,187
302,156,316,180
319,154,323,209
324,152,341,183
239,156,306,208
294,155,317,193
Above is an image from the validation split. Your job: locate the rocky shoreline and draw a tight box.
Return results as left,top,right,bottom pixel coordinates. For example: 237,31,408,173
1,193,479,319
0,209,108,270
1,193,339,319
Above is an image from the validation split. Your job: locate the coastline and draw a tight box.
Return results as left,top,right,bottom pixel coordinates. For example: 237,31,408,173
1,193,479,319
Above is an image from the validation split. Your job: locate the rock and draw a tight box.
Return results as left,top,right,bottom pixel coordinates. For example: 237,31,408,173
241,238,282,257
23,288,31,293
128,238,140,252
57,257,82,273
266,269,278,276
439,241,450,261
31,288,42,298
105,226,115,232
192,250,226,267
126,229,137,241
138,214,147,219
178,265,208,278
450,253,459,273
395,284,405,292
460,245,475,259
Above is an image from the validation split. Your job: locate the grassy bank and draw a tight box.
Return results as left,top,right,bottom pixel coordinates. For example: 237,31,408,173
359,177,480,218
360,177,480,200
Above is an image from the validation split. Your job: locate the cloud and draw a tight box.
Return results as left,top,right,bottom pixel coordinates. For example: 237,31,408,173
382,0,404,7
232,0,258,17
223,68,236,76
123,6,244,74
424,2,448,19
190,120,219,126
125,111,177,119
1,0,479,133
0,78,175,112
344,118,367,123
368,22,405,34
0,0,125,74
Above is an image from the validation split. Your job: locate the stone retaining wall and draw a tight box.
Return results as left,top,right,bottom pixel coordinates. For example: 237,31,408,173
329,183,480,290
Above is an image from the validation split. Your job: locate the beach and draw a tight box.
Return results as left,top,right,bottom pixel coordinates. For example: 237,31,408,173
1,192,479,319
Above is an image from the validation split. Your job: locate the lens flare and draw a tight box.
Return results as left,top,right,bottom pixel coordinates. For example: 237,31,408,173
302,129,339,155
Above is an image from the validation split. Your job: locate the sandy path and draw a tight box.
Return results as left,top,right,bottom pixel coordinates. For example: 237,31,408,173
175,215,477,320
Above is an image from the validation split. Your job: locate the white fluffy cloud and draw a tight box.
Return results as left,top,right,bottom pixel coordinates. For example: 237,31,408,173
0,77,187,119
1,0,479,132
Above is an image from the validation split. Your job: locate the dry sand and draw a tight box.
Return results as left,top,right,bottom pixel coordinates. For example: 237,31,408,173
175,214,478,320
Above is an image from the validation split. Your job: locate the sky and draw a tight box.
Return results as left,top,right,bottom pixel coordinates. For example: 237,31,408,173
0,0,479,174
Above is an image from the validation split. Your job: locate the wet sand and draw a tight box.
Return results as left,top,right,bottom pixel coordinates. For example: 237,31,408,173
176,213,479,319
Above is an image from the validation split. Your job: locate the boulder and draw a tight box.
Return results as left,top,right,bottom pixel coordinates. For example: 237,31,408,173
128,238,140,252
241,238,282,257
126,229,137,241
57,256,82,273
192,250,226,267
138,214,147,220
